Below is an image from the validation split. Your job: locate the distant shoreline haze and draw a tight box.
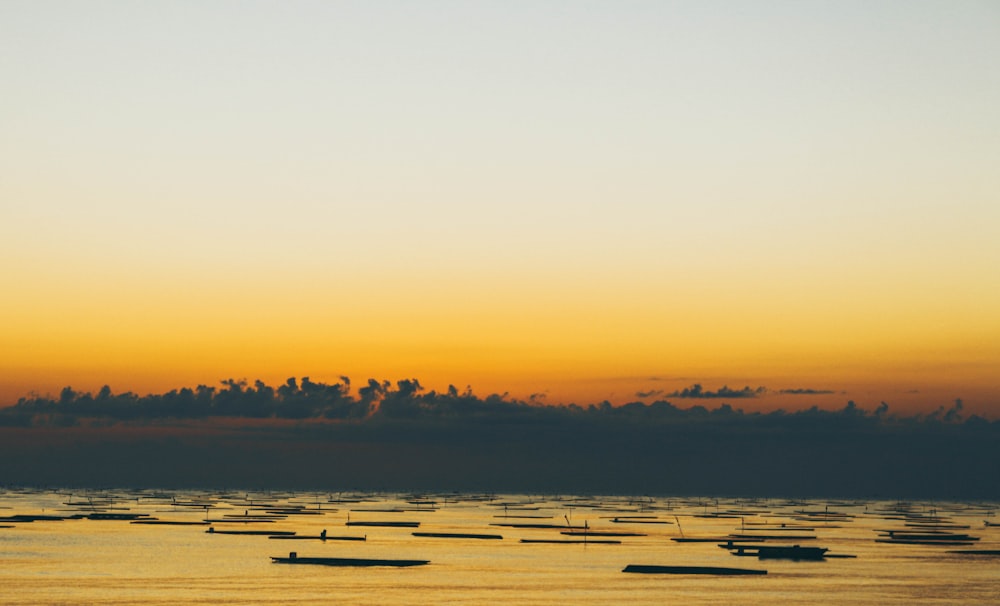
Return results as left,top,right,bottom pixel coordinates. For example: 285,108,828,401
2,378,996,499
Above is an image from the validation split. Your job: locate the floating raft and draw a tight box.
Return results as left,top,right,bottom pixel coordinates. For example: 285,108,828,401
727,534,817,541
412,532,503,540
131,520,210,526
492,514,553,519
207,528,296,536
623,564,766,576
876,539,975,546
520,538,621,544
672,537,757,543
725,544,829,561
561,530,645,537
948,550,1000,556
271,553,428,567
346,521,420,528
736,526,816,532
491,523,585,529
265,531,368,541
0,514,73,522
878,531,978,541
86,513,151,521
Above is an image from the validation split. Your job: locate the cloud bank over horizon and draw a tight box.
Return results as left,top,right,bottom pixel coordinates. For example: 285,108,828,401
1,376,994,500
1,376,982,424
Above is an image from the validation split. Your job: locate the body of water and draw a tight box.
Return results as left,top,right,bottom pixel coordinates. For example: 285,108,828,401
2,489,998,604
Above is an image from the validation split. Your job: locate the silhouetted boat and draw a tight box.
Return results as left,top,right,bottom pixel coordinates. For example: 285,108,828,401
271,552,428,567
623,564,766,575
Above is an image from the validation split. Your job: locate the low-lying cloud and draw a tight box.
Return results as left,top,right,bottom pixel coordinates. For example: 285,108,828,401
2,378,995,499
666,384,766,399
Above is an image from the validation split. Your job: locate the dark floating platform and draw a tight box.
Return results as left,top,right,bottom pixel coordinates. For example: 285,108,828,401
672,537,757,543
737,526,816,532
725,544,829,561
492,514,553,519
948,550,1000,556
265,531,368,541
623,564,767,576
875,539,975,546
561,530,646,537
271,552,428,567
346,521,420,528
131,520,211,526
491,523,585,529
412,532,503,540
878,531,979,541
86,513,151,521
207,528,296,536
520,538,621,544
0,514,73,522
727,534,817,541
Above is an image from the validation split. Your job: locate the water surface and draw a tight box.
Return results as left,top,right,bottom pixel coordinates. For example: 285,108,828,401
2,490,998,604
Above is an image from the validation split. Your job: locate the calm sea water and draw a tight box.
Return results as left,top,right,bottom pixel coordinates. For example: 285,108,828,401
1,489,998,605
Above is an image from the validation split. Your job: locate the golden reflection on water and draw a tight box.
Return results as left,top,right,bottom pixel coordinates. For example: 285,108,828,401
1,490,998,605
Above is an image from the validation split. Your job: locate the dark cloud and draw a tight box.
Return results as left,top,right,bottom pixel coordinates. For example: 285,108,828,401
635,389,664,398
2,379,997,499
778,388,836,395
666,384,766,398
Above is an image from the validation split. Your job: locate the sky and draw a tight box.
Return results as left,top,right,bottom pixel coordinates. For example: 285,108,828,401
2,1,999,415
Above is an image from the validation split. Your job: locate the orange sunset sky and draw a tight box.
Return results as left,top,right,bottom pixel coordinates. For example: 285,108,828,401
2,2,998,415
